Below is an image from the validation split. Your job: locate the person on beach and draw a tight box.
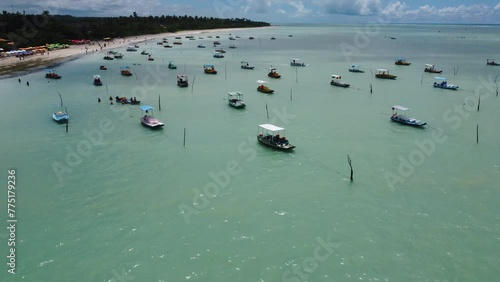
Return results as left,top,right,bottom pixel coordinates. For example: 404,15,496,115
18,78,21,83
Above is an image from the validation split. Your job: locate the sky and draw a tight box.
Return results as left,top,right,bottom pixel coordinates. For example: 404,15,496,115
1,0,500,24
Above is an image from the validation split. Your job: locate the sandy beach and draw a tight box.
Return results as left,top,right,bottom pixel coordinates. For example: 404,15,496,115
0,26,268,77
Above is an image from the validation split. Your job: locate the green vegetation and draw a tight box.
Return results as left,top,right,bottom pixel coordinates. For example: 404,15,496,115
0,11,270,49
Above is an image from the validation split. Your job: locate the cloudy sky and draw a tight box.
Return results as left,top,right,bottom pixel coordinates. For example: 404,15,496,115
1,0,500,24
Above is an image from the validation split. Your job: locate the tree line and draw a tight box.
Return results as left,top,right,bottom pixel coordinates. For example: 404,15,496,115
0,11,270,49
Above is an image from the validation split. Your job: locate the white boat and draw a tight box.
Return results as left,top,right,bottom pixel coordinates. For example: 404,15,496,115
241,61,254,69
177,75,188,87
257,124,295,150
213,51,224,58
290,58,306,66
424,64,442,73
349,64,364,73
52,92,69,123
391,105,426,127
228,92,246,109
330,75,350,87
433,77,458,90
140,106,164,129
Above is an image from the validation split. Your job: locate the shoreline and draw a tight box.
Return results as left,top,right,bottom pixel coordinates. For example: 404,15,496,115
0,26,270,79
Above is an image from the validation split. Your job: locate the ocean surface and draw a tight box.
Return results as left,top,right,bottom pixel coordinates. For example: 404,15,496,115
1,24,500,282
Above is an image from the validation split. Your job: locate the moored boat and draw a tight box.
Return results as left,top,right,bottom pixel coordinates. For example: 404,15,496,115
204,64,217,74
486,59,499,66
126,47,137,51
257,80,274,94
173,41,182,45
390,105,426,127
120,66,133,76
213,51,224,58
140,106,164,129
103,55,114,60
198,44,206,48
116,96,140,104
140,50,150,55
99,65,107,70
349,64,364,73
433,77,458,90
163,44,173,48
375,69,397,79
168,61,177,69
52,93,69,123
45,69,61,79
290,58,306,66
177,75,188,87
228,44,237,49
330,75,350,87
268,67,281,78
228,91,246,109
395,58,411,65
147,55,154,61
257,124,295,150
114,53,124,59
93,75,102,86
241,61,254,69
424,64,442,73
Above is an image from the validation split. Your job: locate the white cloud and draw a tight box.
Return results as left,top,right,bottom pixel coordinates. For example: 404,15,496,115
288,1,311,16
314,0,382,16
243,0,274,14
381,2,500,22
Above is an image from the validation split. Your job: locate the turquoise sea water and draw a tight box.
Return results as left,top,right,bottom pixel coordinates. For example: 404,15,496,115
1,24,500,281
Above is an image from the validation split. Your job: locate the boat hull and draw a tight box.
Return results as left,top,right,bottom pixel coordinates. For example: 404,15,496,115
391,116,426,127
424,69,442,73
349,69,364,73
257,87,274,94
141,118,164,129
53,113,69,123
229,101,246,109
257,136,295,150
433,83,458,90
290,63,305,67
375,74,397,79
241,66,254,70
268,74,281,78
330,81,350,87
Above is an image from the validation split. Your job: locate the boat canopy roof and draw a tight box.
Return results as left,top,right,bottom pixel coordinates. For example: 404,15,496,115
228,91,243,96
395,57,406,60
377,69,388,72
177,74,187,78
435,77,446,80
257,80,268,84
45,68,55,72
120,66,130,69
259,124,284,132
140,105,154,111
351,64,360,67
93,74,100,78
425,64,434,67
204,64,214,67
269,67,276,70
331,75,341,78
291,58,300,61
392,105,410,111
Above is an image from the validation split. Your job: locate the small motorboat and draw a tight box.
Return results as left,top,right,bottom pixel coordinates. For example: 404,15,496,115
175,36,182,39
207,35,213,38
140,105,164,129
163,44,173,48
433,77,459,90
241,61,254,70
120,66,133,76
45,69,61,79
390,105,426,127
93,75,103,86
114,53,124,59
257,80,274,94
268,68,281,78
215,36,220,38
330,75,350,88
271,37,276,40
115,96,140,104
126,47,137,51
290,58,306,66
140,50,150,55
349,64,364,73
229,36,236,40
147,55,154,61
228,44,237,49
395,58,411,65
424,64,442,73
107,50,118,55
52,93,69,123
213,51,224,58
168,61,177,69
134,45,139,48
257,124,295,150
213,41,221,45
173,41,182,45
198,44,206,48
177,75,188,87
204,64,217,74
103,55,114,60
215,49,225,53
375,69,397,79
249,36,254,40
486,59,499,66
99,65,107,70
227,91,246,109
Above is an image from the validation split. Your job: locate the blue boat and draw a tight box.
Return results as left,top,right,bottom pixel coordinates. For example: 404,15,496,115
52,93,69,123
140,106,164,129
390,105,426,127
433,77,459,90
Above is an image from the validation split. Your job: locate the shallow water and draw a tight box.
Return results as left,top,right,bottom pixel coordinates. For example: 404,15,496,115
1,24,499,281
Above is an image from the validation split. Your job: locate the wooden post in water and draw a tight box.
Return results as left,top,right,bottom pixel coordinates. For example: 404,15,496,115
183,128,186,147
266,103,269,119
65,122,68,133
370,84,373,94
420,74,423,84
106,84,108,92
476,124,479,144
295,67,298,83
477,94,480,111
225,62,227,80
290,89,292,101
496,83,498,97
191,76,196,93
347,154,353,181
158,94,161,111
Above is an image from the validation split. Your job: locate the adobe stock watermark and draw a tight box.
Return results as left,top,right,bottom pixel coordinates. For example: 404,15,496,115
384,75,497,189
213,0,243,18
179,106,296,224
51,65,170,184
281,234,340,282
108,268,135,282
339,14,392,63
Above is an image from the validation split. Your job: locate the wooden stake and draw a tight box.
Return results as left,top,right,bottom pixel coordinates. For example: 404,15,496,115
183,128,186,147
477,94,480,111
369,84,373,93
65,122,68,133
347,154,353,181
476,124,479,144
295,67,298,83
290,89,292,101
158,94,161,111
191,76,196,93
225,61,227,80
266,103,269,119
420,74,423,84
